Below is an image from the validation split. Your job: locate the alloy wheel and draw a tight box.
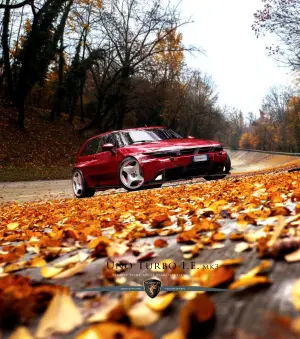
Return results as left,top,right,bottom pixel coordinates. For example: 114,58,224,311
73,171,83,196
120,158,144,189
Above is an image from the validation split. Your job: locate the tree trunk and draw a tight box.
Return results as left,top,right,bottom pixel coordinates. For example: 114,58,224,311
68,94,78,123
50,36,65,121
12,6,24,86
78,21,90,123
1,1,14,100
116,68,130,130
79,78,85,123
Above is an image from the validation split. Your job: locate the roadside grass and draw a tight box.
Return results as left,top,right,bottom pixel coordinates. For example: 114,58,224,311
0,166,72,182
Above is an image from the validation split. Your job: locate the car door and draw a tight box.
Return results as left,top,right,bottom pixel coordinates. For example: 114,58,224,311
77,137,102,187
89,133,120,186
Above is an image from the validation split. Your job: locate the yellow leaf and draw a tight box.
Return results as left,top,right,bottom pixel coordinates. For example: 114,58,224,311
53,262,87,279
292,279,300,311
54,251,89,267
88,298,120,323
162,328,185,339
7,222,19,230
127,301,160,327
35,289,83,338
28,257,47,267
88,236,110,250
146,293,175,312
10,327,33,339
41,265,64,278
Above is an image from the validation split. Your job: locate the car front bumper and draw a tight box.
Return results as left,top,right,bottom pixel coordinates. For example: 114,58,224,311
139,151,228,183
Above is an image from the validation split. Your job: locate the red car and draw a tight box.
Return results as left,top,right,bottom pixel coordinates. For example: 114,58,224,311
72,127,231,198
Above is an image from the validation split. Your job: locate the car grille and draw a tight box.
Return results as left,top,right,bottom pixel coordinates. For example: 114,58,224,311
180,146,214,154
146,146,221,157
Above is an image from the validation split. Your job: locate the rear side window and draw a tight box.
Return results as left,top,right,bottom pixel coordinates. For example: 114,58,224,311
81,138,100,156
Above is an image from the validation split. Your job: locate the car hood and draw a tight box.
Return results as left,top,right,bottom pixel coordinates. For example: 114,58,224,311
121,138,221,154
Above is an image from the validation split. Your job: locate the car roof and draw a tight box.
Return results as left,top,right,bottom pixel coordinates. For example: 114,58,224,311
87,126,166,141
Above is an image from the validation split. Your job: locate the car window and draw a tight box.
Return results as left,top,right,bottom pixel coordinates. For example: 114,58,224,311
96,134,117,153
120,128,183,145
105,134,118,148
114,132,124,147
81,138,101,156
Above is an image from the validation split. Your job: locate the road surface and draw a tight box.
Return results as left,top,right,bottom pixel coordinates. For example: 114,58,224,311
1,149,299,203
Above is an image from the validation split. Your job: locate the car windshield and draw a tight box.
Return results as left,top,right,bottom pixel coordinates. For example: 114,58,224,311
120,128,183,145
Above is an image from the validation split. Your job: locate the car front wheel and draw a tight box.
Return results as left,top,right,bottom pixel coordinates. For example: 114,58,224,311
72,169,95,198
119,157,145,191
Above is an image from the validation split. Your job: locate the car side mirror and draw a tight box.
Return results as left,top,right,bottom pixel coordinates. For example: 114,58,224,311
188,136,195,139
102,143,115,152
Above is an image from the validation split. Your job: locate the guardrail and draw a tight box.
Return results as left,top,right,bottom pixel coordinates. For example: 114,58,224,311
224,148,300,157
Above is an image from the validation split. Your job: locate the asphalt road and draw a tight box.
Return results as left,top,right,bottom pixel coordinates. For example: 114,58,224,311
0,179,74,203
0,178,208,203
1,149,299,203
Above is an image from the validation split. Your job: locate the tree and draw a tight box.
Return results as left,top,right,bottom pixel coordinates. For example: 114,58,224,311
287,96,300,151
13,0,70,128
261,85,294,151
1,0,14,99
222,106,245,149
239,132,259,149
252,0,300,69
98,0,197,129
0,1,34,10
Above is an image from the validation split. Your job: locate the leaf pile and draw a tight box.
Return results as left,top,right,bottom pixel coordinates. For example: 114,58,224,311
0,170,300,337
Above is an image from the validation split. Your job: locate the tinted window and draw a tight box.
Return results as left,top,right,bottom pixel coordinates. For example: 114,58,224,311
81,138,100,156
98,133,118,152
105,134,118,147
120,128,182,145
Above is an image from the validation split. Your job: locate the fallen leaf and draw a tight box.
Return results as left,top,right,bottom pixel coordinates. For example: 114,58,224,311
10,327,33,339
268,237,300,258
292,279,300,311
127,301,160,327
179,294,215,335
213,258,243,267
194,266,235,288
285,249,300,262
53,251,89,267
229,276,271,290
292,317,300,335
88,236,111,250
41,265,64,278
270,206,291,216
88,298,122,323
235,242,250,253
4,261,27,273
267,216,286,247
53,262,87,279
239,260,272,280
146,293,175,312
121,291,140,311
154,239,168,248
7,222,19,231
162,328,186,339
35,288,83,338
76,322,154,339
27,257,47,267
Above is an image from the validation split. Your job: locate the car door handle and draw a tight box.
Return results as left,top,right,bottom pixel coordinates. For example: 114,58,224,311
92,155,96,160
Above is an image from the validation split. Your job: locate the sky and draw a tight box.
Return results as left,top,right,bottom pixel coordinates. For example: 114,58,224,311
177,0,294,116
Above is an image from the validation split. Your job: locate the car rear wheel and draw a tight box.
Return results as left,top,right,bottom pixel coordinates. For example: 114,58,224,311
119,157,145,191
72,169,95,198
224,155,231,174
